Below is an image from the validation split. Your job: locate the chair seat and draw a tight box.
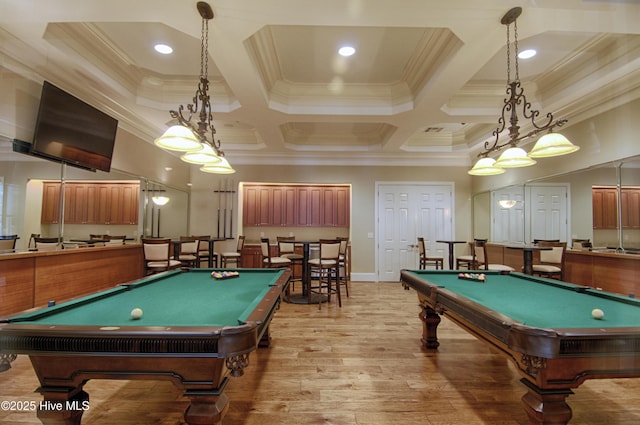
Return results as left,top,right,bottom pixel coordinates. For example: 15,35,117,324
532,264,561,273
221,252,241,258
178,254,198,261
457,254,474,261
148,259,181,268
308,258,337,267
488,264,515,271
263,257,291,266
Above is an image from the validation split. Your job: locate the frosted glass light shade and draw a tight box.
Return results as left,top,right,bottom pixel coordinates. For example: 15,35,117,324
154,125,202,152
494,147,536,168
151,195,170,206
528,133,579,158
468,157,505,176
498,199,517,208
181,143,222,164
200,156,236,174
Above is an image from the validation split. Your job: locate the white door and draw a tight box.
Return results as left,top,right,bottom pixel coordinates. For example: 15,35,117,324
377,183,453,281
491,186,525,244
527,184,570,242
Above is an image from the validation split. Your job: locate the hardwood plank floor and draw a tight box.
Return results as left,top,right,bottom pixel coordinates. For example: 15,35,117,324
1,281,639,424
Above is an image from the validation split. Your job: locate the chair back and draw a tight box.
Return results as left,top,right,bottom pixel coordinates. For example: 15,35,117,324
319,239,341,261
338,237,349,256
35,237,61,251
260,238,273,266
0,235,18,250
142,238,171,262
190,235,211,253
417,237,426,257
236,235,246,253
277,236,295,255
181,239,199,255
538,241,566,265
105,235,126,246
473,240,487,269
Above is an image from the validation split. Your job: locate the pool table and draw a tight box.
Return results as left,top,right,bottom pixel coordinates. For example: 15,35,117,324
0,267,290,425
400,270,640,425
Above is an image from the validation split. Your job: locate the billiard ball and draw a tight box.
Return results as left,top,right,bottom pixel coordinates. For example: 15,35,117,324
591,308,604,320
131,308,143,320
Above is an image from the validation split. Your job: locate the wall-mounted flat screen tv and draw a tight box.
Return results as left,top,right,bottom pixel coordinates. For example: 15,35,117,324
31,81,118,172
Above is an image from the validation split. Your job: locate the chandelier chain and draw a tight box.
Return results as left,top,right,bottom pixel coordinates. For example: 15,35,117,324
201,17,208,80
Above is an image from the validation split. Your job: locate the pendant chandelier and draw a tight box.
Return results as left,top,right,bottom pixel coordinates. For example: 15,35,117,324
154,1,235,174
468,7,579,176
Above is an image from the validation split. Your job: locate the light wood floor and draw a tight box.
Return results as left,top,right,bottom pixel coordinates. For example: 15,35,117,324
1,281,639,425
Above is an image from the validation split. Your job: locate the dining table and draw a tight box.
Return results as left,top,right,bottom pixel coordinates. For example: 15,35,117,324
286,240,328,305
436,240,467,269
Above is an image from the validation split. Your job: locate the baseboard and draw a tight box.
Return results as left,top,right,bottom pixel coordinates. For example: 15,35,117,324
350,272,378,282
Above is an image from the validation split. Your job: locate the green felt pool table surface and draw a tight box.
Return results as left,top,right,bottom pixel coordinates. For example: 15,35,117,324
7,268,287,328
403,270,639,329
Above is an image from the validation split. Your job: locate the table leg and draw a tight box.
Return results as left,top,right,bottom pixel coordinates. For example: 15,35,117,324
302,242,310,296
184,391,229,425
520,379,573,425
36,387,89,425
447,243,455,269
523,250,534,275
417,297,441,349
208,240,215,268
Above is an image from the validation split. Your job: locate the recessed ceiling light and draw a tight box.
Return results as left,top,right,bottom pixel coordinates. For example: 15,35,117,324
518,49,536,59
338,45,355,57
164,167,173,171
154,43,173,55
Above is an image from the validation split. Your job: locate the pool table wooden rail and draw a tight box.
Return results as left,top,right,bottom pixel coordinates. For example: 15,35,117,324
400,269,640,425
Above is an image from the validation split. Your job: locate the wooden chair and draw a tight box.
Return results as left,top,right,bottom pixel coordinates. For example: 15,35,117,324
34,237,61,251
455,242,475,269
177,236,200,268
307,239,342,310
220,236,245,268
141,238,181,275
474,240,514,272
191,235,214,267
28,233,40,250
417,237,443,270
0,235,19,252
261,238,292,269
532,241,566,280
277,236,303,292
337,236,350,297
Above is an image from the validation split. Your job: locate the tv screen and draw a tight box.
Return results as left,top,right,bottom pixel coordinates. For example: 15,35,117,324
31,81,118,172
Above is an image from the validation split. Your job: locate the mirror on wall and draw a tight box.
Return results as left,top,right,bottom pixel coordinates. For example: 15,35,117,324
472,155,640,251
0,159,189,250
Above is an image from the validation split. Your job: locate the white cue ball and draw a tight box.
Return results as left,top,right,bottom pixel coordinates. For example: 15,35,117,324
130,308,143,320
591,308,604,320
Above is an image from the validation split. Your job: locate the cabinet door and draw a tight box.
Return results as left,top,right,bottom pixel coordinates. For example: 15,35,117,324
119,184,140,225
272,186,297,226
334,186,350,227
243,186,272,226
321,187,336,226
621,188,640,229
592,188,618,229
41,182,61,224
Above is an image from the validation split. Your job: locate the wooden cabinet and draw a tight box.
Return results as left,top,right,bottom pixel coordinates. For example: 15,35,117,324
592,186,640,229
243,184,350,227
41,181,139,225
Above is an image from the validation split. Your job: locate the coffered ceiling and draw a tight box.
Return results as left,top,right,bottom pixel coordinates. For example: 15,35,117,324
1,0,639,168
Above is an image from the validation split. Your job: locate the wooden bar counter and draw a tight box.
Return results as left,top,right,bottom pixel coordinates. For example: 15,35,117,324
0,244,144,316
483,243,639,297
564,249,639,297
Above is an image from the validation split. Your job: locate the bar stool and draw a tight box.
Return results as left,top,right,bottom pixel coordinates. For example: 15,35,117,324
307,239,342,310
417,237,443,270
220,236,245,268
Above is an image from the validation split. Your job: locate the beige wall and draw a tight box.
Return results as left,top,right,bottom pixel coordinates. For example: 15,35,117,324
187,164,473,279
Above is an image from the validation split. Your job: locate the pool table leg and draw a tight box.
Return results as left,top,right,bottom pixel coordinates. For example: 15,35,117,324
520,379,573,425
36,386,89,425
418,302,441,350
184,392,229,425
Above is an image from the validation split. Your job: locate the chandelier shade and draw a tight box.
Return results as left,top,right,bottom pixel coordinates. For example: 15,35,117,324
181,143,223,165
200,156,235,174
154,125,203,152
468,157,505,176
528,133,580,158
494,147,536,168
